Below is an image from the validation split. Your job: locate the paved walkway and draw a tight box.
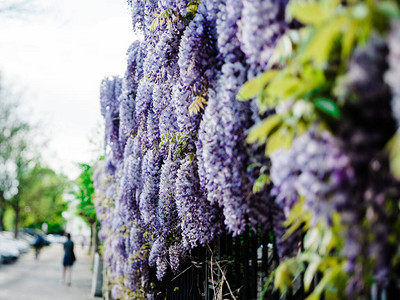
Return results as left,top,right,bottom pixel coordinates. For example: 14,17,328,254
0,243,99,300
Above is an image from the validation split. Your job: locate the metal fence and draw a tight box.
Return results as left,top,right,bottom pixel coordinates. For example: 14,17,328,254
153,225,290,300
151,225,400,300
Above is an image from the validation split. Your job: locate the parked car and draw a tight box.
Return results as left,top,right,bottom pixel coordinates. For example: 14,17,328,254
0,233,30,254
0,237,20,263
16,231,36,245
20,228,50,246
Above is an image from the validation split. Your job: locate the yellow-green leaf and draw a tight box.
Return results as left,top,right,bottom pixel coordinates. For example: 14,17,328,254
236,70,278,101
253,174,270,193
325,289,340,300
341,20,358,59
306,266,342,300
300,17,344,65
283,218,303,239
304,227,320,251
274,263,292,293
289,2,332,26
304,258,321,291
188,97,207,115
265,126,293,155
266,76,302,100
284,197,309,227
247,114,282,145
150,17,159,31
388,132,400,180
267,34,294,68
320,227,334,255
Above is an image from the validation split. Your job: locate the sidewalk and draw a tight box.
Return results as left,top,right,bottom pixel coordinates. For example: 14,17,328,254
0,243,99,300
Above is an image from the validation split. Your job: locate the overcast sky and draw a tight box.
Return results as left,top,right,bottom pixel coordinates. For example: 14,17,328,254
0,0,138,178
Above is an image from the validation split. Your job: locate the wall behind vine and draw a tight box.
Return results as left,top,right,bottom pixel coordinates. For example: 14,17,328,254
94,0,400,299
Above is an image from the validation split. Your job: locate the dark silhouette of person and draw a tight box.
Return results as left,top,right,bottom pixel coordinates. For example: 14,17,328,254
62,233,75,286
33,234,45,260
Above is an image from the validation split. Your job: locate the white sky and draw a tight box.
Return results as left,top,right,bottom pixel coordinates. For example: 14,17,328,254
0,0,138,178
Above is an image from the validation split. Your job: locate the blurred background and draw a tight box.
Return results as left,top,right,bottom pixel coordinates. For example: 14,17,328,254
0,0,137,265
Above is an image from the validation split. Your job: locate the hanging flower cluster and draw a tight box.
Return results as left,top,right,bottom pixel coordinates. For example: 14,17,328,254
236,0,400,298
95,0,287,295
95,0,400,298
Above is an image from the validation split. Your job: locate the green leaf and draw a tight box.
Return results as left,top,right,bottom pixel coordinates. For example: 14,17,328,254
274,259,303,294
236,70,278,101
305,266,342,300
150,17,159,31
375,1,400,18
274,263,292,294
325,290,340,300
246,114,282,145
315,98,340,119
304,258,321,292
267,34,294,68
261,270,276,299
388,132,400,180
320,227,334,255
283,197,312,238
300,17,344,65
265,126,293,156
253,174,270,193
304,227,320,251
284,197,306,227
341,20,357,59
266,76,302,101
289,2,332,26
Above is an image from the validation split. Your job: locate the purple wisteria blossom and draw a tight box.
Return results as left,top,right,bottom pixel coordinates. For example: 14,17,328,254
118,137,141,223
100,76,123,161
270,130,355,223
197,0,252,235
168,241,187,271
158,0,190,16
119,41,145,142
172,0,221,137
337,37,400,294
238,0,287,74
157,150,180,235
175,155,223,248
268,130,355,260
139,149,161,229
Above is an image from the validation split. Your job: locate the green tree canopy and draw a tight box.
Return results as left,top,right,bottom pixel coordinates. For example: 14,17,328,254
0,75,30,231
74,163,96,225
17,164,69,233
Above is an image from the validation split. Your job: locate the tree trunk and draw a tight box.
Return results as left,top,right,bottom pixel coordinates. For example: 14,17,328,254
88,223,93,255
0,192,5,231
13,201,19,238
91,222,99,266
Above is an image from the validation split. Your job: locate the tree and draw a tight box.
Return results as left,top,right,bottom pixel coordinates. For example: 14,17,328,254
8,135,38,238
0,76,29,231
73,163,99,254
74,163,96,225
17,164,69,233
0,76,66,236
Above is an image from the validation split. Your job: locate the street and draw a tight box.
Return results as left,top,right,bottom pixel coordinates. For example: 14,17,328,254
0,243,97,300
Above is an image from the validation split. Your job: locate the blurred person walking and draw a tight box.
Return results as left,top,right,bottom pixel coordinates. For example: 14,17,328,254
33,234,45,260
61,233,75,286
